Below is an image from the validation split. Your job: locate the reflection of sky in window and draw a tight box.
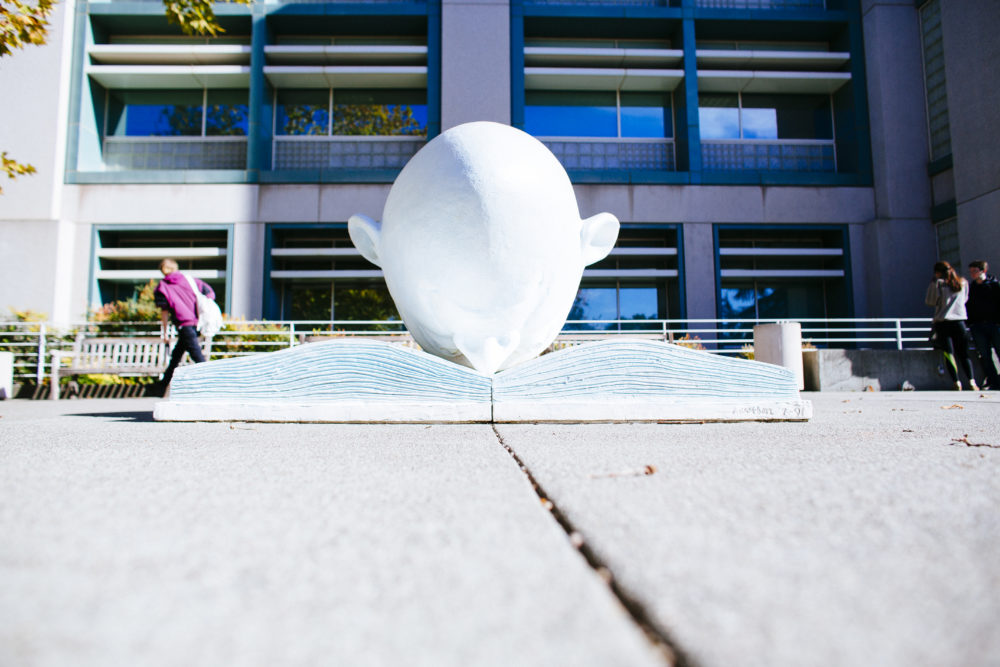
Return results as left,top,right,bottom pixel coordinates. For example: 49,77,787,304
124,105,201,136
619,287,658,318
276,105,329,135
699,107,739,139
525,105,617,137
621,107,668,138
405,104,428,128
206,104,249,136
572,287,617,319
740,108,778,139
720,287,756,318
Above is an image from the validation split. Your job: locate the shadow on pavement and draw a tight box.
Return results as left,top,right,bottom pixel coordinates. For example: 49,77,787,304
68,411,157,423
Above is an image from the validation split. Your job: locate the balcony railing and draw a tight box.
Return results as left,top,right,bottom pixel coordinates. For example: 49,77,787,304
541,138,675,171
524,0,670,5
1,317,937,383
701,140,836,172
272,137,425,171
695,0,825,8
104,137,248,171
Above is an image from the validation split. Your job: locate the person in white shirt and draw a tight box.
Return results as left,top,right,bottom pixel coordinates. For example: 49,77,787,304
925,261,978,390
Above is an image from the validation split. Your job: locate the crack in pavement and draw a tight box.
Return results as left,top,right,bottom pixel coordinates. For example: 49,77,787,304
491,424,688,667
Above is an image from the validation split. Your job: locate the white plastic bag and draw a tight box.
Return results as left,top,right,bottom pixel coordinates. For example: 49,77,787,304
183,274,223,338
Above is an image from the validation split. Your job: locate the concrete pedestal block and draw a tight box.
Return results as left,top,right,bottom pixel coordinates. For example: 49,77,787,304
754,322,804,390
0,352,12,399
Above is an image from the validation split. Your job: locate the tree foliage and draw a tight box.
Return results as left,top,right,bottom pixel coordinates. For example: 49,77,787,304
157,103,248,136
90,280,162,323
1,150,36,194
1,0,55,192
282,103,424,137
2,0,247,195
0,0,54,56
163,0,252,37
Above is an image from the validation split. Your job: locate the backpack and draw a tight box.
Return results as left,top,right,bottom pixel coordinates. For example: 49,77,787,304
183,273,224,338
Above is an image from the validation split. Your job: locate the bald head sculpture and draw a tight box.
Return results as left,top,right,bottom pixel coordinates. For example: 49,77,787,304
349,121,619,374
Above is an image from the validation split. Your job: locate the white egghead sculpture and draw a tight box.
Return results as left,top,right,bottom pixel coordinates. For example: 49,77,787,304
348,121,619,375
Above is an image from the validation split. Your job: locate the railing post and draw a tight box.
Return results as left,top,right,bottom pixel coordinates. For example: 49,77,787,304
896,319,903,350
36,323,47,384
289,322,296,348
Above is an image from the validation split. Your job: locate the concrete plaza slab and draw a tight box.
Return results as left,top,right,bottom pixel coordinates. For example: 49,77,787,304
0,400,662,667
1,392,998,666
498,391,1000,667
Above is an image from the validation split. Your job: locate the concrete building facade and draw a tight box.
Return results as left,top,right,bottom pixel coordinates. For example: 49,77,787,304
0,0,996,331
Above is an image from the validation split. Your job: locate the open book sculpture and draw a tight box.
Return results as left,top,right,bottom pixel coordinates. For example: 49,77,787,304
155,122,810,423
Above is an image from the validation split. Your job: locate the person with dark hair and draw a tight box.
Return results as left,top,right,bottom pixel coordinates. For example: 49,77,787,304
153,258,214,392
925,261,978,391
967,260,1000,390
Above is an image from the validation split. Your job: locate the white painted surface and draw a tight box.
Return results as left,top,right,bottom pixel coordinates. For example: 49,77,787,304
0,352,12,399
154,400,491,423
754,322,805,390
493,398,812,423
349,122,619,374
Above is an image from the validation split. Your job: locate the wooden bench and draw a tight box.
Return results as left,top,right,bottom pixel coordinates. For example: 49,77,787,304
50,336,170,400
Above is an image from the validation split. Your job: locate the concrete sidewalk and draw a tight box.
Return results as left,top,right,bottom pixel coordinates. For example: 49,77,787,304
1,393,998,666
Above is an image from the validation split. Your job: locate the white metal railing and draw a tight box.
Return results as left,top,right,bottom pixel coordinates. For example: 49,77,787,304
1,317,937,383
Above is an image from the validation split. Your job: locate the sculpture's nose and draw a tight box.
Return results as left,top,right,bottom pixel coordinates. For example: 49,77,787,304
454,331,521,375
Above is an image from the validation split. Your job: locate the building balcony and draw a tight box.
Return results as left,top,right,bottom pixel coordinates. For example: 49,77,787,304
103,137,248,170
694,0,826,8
272,136,426,170
541,138,675,171
701,140,835,172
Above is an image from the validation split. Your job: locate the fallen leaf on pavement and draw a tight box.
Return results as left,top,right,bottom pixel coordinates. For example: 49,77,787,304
950,434,999,449
590,465,657,479
941,404,964,410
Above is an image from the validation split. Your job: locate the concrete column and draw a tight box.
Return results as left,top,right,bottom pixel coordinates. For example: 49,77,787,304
440,0,510,130
754,322,804,390
681,223,716,320
860,0,938,317
940,0,1000,268
229,221,266,319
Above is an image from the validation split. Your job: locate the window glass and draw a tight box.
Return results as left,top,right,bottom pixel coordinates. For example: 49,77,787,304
719,284,757,321
107,90,203,137
698,94,739,139
619,286,659,319
276,90,330,136
741,94,832,140
333,89,427,136
568,286,618,325
525,91,617,137
287,284,332,320
620,92,672,138
206,90,248,136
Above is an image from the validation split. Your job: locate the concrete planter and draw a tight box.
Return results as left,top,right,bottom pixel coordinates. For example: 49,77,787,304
802,349,976,391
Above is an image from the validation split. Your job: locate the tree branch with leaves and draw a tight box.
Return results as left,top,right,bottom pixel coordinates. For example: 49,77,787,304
1,0,55,193
1,0,251,194
163,0,252,37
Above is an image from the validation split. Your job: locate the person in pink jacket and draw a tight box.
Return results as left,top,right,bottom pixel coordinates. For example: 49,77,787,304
153,258,215,391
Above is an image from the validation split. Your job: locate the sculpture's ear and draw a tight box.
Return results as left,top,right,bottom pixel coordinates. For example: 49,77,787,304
348,214,383,268
580,212,620,266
